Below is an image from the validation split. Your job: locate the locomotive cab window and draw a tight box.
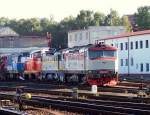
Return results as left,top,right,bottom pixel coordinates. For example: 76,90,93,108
89,50,116,59
89,50,103,59
103,51,116,57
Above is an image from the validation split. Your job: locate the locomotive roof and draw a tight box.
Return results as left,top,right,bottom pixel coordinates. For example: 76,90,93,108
89,44,117,51
62,44,117,53
62,44,92,51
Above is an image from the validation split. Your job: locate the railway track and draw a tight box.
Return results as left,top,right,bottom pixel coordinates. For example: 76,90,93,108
0,81,144,94
0,85,145,98
118,81,148,87
0,78,149,89
0,84,150,114
0,92,150,114
0,108,25,115
0,80,147,87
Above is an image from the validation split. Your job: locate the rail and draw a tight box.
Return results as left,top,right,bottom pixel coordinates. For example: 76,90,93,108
0,92,150,114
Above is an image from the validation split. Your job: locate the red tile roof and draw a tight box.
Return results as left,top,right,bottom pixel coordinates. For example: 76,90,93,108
104,30,150,40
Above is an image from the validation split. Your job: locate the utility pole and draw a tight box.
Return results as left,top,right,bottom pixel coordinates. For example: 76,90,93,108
47,32,52,49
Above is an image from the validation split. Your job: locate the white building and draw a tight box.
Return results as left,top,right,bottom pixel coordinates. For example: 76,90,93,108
101,30,150,80
68,26,126,48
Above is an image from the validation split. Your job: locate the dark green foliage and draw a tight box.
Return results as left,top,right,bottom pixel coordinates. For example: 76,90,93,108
104,9,122,26
0,10,122,48
93,12,105,26
0,7,149,48
135,6,150,30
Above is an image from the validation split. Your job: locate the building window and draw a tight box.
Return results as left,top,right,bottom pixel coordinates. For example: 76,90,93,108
86,32,88,39
135,41,138,49
131,58,134,66
140,63,143,72
146,63,149,72
146,40,149,48
136,64,138,69
120,59,123,66
75,34,77,41
120,43,123,50
130,42,133,49
125,42,128,50
69,35,72,42
79,33,82,40
125,59,128,66
140,41,143,49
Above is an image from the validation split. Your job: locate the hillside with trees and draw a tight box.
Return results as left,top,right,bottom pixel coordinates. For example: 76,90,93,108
0,6,149,48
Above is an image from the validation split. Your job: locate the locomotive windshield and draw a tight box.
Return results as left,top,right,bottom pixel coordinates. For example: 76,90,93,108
89,50,116,59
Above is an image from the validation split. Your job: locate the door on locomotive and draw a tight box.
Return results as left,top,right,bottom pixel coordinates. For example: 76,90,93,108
86,44,118,86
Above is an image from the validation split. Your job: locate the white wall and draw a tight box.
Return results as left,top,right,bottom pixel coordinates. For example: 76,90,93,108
129,34,150,74
68,26,125,48
68,29,90,48
105,34,150,74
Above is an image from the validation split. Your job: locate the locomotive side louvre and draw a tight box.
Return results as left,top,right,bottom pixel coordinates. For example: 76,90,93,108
42,52,60,72
41,48,64,80
62,47,87,72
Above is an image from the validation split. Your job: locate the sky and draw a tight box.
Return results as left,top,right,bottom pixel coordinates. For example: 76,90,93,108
0,0,150,22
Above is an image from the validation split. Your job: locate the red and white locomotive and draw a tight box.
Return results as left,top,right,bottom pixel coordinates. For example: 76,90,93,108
42,43,118,86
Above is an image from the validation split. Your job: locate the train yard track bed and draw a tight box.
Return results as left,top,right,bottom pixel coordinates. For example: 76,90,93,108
0,85,142,98
0,81,150,114
0,85,150,114
0,100,81,115
0,81,144,94
0,92,150,115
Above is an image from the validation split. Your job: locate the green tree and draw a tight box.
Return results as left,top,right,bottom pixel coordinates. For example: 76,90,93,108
135,6,150,30
122,16,132,32
76,10,94,29
30,18,41,35
40,18,50,31
8,19,19,32
104,9,122,26
0,9,131,48
0,17,9,26
93,12,105,26
52,16,77,48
